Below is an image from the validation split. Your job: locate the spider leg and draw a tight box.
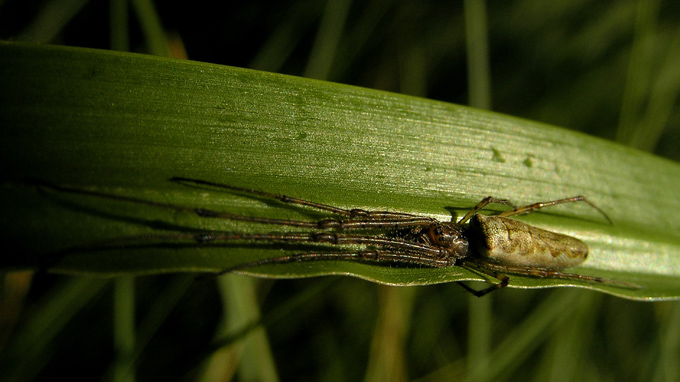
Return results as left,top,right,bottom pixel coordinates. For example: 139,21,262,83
198,232,448,258
215,248,455,276
46,229,455,274
455,281,509,298
93,231,447,258
496,196,612,224
489,263,640,289
455,261,511,297
457,197,516,224
462,260,641,290
30,179,437,230
171,177,425,221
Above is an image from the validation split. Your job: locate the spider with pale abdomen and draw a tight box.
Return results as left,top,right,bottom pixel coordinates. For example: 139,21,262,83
32,177,640,296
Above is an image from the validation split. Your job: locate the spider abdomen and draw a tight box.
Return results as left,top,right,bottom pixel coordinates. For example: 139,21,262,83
469,214,588,270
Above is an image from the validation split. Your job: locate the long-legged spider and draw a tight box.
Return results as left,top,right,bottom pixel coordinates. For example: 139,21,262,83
34,178,639,296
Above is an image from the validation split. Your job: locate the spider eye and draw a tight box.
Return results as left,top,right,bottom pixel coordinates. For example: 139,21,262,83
428,225,457,245
427,224,468,257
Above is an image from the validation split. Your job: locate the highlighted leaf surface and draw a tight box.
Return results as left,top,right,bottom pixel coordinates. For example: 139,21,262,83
1,42,679,300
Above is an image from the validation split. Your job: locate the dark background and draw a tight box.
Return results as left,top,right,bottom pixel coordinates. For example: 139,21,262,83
1,1,679,381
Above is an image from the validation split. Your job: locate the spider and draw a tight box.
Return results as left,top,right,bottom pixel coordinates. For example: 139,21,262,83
34,177,639,296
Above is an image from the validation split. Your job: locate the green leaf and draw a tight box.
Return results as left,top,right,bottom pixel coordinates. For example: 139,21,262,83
1,41,679,300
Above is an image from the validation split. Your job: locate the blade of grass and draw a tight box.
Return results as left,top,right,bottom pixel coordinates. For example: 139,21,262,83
463,2,493,375
464,0,492,109
112,277,136,382
363,286,416,382
0,277,109,382
303,0,351,80
462,289,590,381
16,0,89,43
110,0,130,52
616,0,660,146
0,42,679,300
130,0,169,57
650,302,680,382
200,275,278,382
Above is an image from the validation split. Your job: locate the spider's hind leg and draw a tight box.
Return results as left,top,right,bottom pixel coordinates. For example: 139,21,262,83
455,279,509,297
170,177,427,222
496,196,612,224
456,262,511,297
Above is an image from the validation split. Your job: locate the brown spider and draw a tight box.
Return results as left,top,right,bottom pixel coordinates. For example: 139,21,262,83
33,177,639,296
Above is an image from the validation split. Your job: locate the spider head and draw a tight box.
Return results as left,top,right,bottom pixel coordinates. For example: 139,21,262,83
427,223,469,258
